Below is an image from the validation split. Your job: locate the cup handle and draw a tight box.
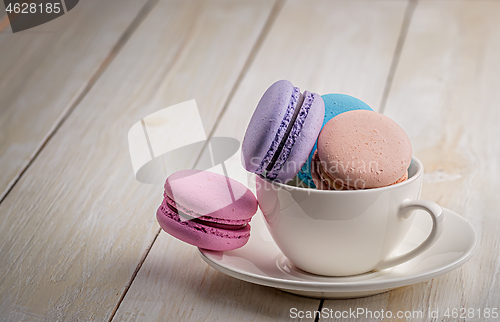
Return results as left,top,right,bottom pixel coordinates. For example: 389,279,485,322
374,199,445,271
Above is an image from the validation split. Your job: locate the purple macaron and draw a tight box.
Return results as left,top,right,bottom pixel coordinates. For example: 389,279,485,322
157,169,258,251
241,80,325,183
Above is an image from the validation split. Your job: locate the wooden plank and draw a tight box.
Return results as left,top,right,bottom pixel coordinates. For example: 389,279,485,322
0,0,151,202
113,1,408,321
0,0,276,320
323,0,500,320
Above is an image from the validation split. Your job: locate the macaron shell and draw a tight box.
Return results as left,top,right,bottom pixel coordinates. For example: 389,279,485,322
298,94,373,188
310,151,332,190
273,92,324,183
164,169,258,221
317,110,412,189
241,80,296,174
157,202,250,251
392,171,408,185
312,149,409,190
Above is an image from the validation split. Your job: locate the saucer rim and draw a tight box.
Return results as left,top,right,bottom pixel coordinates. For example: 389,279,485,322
199,208,477,292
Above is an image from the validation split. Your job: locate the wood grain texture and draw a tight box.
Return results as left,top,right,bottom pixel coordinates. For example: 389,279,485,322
0,0,151,202
0,0,274,320
113,1,407,321
323,1,500,320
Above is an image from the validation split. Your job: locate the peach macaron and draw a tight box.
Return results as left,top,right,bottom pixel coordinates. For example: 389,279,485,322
312,110,412,190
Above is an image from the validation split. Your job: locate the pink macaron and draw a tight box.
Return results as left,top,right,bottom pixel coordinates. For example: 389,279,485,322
156,169,258,251
312,110,412,190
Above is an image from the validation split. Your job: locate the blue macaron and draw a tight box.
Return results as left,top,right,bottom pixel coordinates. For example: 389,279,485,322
296,94,373,188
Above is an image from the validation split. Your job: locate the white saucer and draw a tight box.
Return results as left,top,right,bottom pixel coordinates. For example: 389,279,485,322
199,208,477,299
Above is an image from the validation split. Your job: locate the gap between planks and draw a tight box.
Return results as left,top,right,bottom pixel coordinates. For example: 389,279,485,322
107,1,287,321
314,299,325,322
378,0,417,114
193,0,286,167
107,229,162,321
0,0,160,205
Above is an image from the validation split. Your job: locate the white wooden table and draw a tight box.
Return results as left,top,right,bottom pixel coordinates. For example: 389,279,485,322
1,0,499,321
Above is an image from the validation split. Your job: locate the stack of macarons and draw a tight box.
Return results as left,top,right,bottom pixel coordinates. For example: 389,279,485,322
241,79,412,190
157,79,412,252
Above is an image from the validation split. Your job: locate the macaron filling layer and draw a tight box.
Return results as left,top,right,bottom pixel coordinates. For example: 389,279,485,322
255,86,301,178
165,196,250,229
266,91,314,180
159,198,251,238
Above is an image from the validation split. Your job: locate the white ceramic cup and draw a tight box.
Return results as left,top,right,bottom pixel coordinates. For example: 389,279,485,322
256,157,444,276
